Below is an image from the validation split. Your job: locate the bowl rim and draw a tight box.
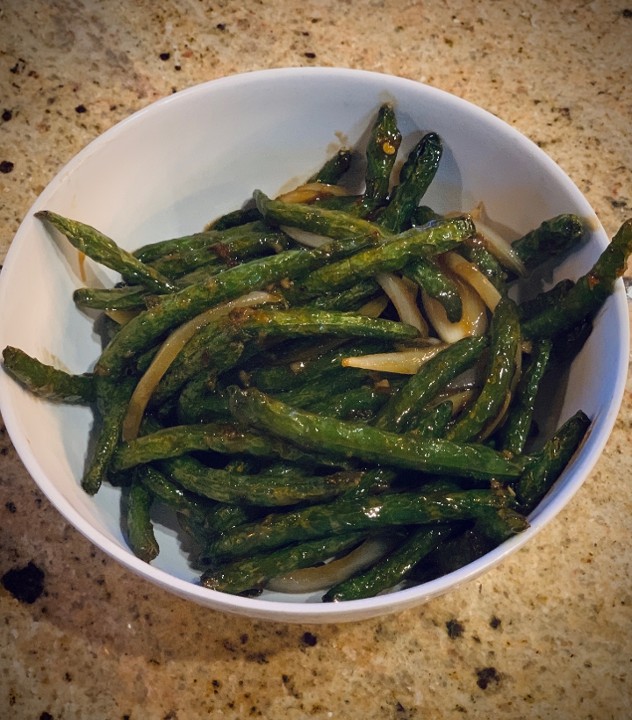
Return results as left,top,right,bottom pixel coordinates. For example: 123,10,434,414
0,66,628,622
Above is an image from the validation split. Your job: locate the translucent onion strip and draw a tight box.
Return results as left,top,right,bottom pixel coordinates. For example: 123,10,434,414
442,251,502,311
436,387,477,416
478,390,513,441
104,309,140,325
342,344,445,374
276,182,352,204
121,291,280,442
357,294,389,318
280,225,330,248
421,276,488,344
267,536,393,594
469,206,526,276
376,272,429,335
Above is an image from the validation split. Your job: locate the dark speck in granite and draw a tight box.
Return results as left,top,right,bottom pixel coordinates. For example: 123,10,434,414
2,561,45,604
476,666,503,690
446,618,465,638
301,631,318,647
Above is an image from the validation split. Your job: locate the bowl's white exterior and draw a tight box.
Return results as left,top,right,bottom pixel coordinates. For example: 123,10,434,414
0,68,627,623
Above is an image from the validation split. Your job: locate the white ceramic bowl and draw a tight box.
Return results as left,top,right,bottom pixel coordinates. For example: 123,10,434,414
0,68,627,623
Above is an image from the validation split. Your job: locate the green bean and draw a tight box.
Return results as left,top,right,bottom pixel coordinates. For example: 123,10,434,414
178,503,257,542
313,194,365,214
498,339,552,454
512,214,585,271
245,339,385,393
134,229,219,263
409,400,454,438
306,384,390,421
111,421,342,472
254,189,387,241
307,148,353,184
549,318,594,365
412,205,443,226
472,505,530,543
148,225,293,279
134,221,274,263
378,132,443,232
139,464,215,519
374,336,489,432
204,484,517,561
82,375,136,495
295,216,476,298
270,373,373,411
305,280,381,311
403,258,463,323
73,285,150,312
207,206,263,232
359,103,402,214
36,211,177,294
125,478,159,563
159,453,364,507
446,298,521,442
233,307,420,343
227,387,523,480
516,410,591,513
340,467,398,499
323,524,453,601
518,279,574,322
201,531,367,594
176,378,232,424
410,526,496,583
2,346,95,403
522,219,632,338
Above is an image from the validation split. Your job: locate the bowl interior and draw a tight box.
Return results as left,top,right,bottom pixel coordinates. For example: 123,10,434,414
0,68,627,622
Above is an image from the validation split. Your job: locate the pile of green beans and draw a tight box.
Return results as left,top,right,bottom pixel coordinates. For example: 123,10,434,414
3,103,631,602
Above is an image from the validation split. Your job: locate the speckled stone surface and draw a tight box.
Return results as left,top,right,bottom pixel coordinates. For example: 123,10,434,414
1,1,631,718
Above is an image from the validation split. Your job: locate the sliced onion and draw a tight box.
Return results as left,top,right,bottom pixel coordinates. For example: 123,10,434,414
77,251,87,283
267,536,393,594
438,387,477,415
421,275,488,344
478,390,513,441
342,344,445,374
376,272,428,335
445,365,485,392
276,182,352,204
280,225,331,248
442,252,502,311
121,291,279,442
357,294,389,318
469,205,526,276
104,309,140,325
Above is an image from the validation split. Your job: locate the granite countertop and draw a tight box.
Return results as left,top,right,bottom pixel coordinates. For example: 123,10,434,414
1,1,631,718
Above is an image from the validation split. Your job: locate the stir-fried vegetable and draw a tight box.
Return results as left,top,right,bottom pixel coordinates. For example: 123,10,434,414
3,103,629,602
